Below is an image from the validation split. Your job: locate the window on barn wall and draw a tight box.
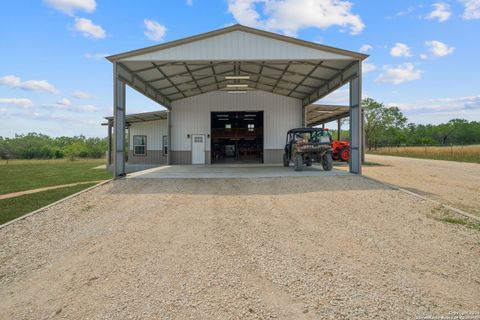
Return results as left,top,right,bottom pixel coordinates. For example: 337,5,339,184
163,135,168,155
225,124,231,129
248,123,255,132
133,135,147,155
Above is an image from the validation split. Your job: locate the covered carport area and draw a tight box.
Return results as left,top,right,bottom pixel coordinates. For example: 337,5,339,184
306,104,350,139
107,24,367,178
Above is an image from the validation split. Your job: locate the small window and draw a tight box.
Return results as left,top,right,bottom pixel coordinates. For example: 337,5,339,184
133,135,146,156
225,124,232,129
247,123,255,132
194,136,203,143
163,135,168,155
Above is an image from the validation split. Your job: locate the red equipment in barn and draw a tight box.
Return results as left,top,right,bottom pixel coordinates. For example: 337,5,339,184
331,140,350,162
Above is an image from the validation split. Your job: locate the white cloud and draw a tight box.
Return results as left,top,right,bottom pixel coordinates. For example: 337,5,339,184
42,100,100,112
362,62,376,74
0,75,21,87
426,2,451,22
0,98,33,108
227,0,365,36
0,75,58,94
74,18,106,39
186,0,193,5
44,0,96,15
390,42,412,57
21,80,59,94
72,90,93,99
420,54,429,60
85,52,109,60
144,19,167,42
393,96,480,113
460,0,480,19
425,40,455,57
77,104,98,112
376,63,422,84
359,44,372,53
56,98,71,106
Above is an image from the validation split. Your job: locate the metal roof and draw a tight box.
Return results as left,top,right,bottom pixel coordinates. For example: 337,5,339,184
104,110,167,125
107,24,368,62
108,24,367,109
306,104,350,127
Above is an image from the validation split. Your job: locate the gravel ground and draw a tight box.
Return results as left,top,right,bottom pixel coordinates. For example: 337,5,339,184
362,154,480,216
0,175,479,319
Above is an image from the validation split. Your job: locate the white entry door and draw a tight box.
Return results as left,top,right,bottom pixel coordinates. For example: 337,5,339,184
191,134,205,164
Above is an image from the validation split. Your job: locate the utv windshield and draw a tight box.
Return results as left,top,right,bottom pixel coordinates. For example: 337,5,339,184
293,130,330,143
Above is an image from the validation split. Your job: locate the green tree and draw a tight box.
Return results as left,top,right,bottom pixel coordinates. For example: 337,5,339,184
363,98,407,150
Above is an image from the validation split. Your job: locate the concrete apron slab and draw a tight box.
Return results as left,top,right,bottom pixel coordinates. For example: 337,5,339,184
127,164,351,179
107,164,162,174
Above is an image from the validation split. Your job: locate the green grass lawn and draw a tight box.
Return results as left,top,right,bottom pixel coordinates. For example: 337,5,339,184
0,183,97,225
0,159,111,195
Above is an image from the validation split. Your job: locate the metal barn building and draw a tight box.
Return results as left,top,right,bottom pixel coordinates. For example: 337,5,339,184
105,24,367,177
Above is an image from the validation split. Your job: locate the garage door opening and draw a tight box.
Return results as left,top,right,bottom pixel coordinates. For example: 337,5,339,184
211,111,263,164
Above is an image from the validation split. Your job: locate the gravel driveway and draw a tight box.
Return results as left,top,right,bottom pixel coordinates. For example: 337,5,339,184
363,154,480,216
0,175,479,319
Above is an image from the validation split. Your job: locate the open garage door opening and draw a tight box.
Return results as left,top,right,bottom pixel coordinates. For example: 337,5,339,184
211,111,264,164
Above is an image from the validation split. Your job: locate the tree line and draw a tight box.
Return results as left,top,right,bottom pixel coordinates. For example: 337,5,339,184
1,98,479,159
0,133,107,160
363,98,480,150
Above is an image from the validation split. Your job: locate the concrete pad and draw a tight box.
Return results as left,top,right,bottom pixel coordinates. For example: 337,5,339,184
127,164,351,179
106,164,162,174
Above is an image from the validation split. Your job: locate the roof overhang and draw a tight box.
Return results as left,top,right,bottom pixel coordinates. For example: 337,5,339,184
108,24,368,109
103,110,167,125
306,104,350,127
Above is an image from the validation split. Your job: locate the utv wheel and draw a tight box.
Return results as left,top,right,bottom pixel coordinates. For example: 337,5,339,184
294,154,304,171
283,153,289,167
322,153,333,171
306,161,312,167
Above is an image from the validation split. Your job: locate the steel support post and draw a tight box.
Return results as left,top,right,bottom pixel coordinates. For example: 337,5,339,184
113,63,126,178
167,110,172,165
349,61,362,174
361,108,366,164
337,119,341,141
107,121,113,166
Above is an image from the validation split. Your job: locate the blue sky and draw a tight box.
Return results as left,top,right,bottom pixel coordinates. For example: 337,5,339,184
0,0,479,137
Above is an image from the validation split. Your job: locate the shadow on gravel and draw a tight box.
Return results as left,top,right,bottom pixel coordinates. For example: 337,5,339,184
108,175,391,196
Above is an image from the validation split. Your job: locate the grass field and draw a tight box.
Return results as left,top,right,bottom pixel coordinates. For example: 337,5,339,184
0,183,97,225
368,145,480,164
0,158,111,195
0,159,110,225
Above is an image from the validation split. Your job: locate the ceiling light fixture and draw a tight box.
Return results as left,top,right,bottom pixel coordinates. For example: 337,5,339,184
225,76,250,80
227,91,247,94
226,84,248,88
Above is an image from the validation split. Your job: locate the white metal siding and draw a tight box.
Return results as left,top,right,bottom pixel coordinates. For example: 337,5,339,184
171,91,302,151
129,119,168,150
122,30,351,61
